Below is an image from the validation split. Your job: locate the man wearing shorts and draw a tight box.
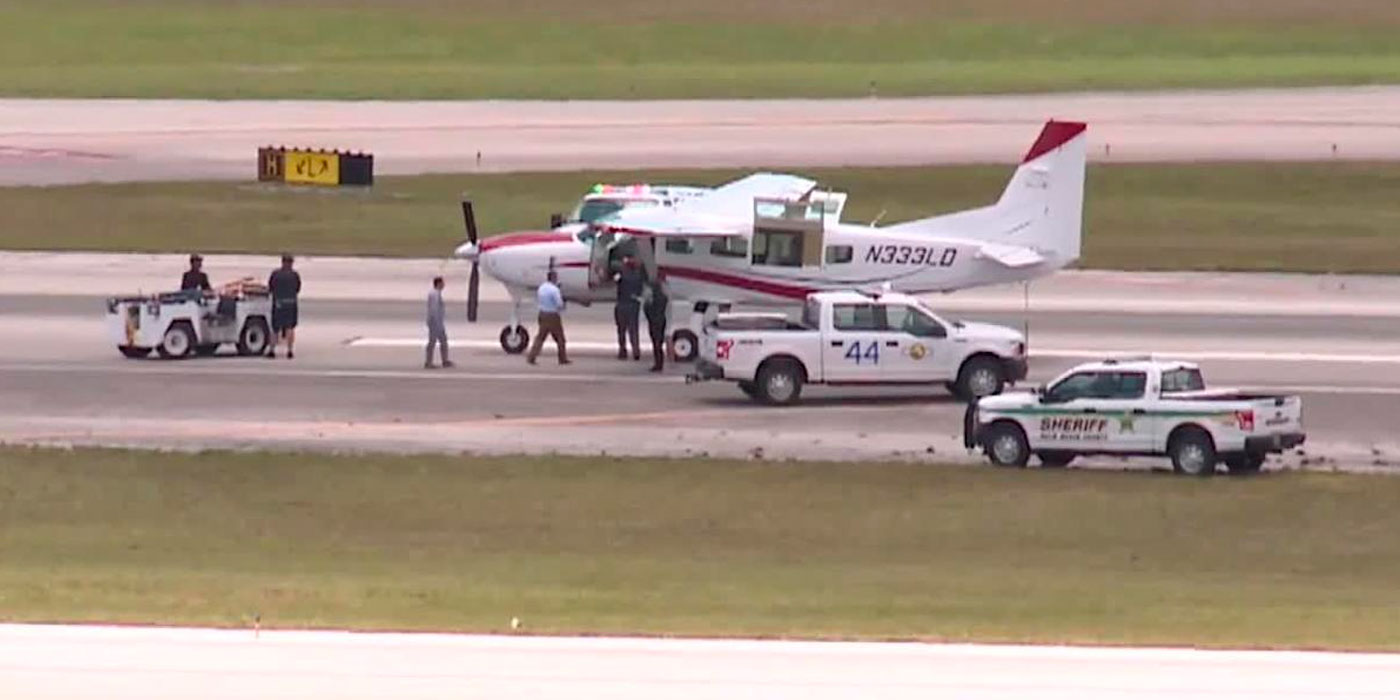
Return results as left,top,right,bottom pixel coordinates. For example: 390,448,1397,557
267,254,301,359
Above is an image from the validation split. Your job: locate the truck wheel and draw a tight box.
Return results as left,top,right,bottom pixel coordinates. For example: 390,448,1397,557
755,359,803,406
1037,451,1075,468
670,329,699,363
237,318,270,356
156,322,196,359
1225,453,1266,475
500,325,530,355
118,346,150,359
1169,428,1217,477
983,423,1030,468
954,356,1004,402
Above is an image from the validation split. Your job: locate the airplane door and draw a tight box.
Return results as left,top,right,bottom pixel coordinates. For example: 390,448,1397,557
588,230,615,290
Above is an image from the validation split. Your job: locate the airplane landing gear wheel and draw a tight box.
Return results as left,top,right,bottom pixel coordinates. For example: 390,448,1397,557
671,329,698,363
500,325,530,354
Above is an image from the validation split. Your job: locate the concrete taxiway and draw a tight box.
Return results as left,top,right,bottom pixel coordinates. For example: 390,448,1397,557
2,624,1398,700
5,86,1400,184
1,252,1396,471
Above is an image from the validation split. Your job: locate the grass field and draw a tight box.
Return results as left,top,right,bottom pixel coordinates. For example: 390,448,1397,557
0,447,1398,649
2,1,1399,99
3,162,1400,273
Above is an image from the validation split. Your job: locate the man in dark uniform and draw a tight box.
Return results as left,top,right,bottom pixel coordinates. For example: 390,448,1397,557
644,270,670,373
267,254,301,360
613,253,645,361
181,254,211,293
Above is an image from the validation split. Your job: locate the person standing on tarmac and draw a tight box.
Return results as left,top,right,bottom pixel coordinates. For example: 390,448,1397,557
644,270,670,373
424,276,453,369
267,254,301,360
181,254,211,293
526,270,570,365
613,253,645,361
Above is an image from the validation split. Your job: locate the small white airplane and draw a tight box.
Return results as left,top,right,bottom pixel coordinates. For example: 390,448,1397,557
454,119,1087,360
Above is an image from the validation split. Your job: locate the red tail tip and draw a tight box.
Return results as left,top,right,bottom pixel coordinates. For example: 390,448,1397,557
1022,120,1087,163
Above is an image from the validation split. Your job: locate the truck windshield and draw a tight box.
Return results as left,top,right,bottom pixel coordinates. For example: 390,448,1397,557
1161,368,1206,393
570,198,658,224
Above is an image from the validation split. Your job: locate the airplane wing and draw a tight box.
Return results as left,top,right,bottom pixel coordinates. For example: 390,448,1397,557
976,242,1046,268
600,209,748,238
599,172,819,238
696,172,818,211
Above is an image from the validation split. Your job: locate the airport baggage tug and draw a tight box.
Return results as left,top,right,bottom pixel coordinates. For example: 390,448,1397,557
106,279,272,359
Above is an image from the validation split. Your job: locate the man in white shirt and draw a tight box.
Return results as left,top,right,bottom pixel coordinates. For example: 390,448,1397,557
526,270,570,365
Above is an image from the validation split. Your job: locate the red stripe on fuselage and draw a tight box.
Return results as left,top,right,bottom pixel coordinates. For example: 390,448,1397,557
660,266,815,300
479,231,573,253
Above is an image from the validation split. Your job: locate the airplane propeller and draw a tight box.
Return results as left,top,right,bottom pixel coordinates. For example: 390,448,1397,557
461,198,480,322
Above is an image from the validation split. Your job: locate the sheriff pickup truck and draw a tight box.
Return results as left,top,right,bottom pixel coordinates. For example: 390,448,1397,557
965,357,1306,476
687,290,1028,405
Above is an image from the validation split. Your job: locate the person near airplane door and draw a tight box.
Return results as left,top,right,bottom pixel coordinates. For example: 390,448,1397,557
644,270,670,372
613,253,645,361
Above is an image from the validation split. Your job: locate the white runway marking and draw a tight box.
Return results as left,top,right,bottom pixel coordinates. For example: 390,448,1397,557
348,337,623,353
348,337,1400,365
1039,349,1400,364
1,362,1397,397
0,624,1397,700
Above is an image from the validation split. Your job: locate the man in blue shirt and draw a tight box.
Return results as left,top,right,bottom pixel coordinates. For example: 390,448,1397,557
527,270,570,365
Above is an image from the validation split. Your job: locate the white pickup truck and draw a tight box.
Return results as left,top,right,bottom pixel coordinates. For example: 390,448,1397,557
965,358,1306,475
687,290,1028,405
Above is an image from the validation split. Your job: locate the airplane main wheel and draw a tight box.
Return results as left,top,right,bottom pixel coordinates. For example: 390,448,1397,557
670,329,699,363
500,325,530,354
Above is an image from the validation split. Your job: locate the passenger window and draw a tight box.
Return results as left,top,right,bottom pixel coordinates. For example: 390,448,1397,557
883,305,946,338
825,245,853,265
709,237,748,258
831,303,881,331
752,230,803,267
1113,372,1147,399
663,238,692,254
1054,371,1148,400
1161,368,1205,393
1045,372,1098,403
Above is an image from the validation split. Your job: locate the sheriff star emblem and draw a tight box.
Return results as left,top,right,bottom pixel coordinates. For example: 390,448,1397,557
1118,414,1136,433
909,343,928,360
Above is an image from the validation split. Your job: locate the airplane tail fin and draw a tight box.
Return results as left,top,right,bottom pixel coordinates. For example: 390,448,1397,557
888,120,1087,268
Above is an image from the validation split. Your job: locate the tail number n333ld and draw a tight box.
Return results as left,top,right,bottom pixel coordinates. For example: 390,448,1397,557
864,246,958,266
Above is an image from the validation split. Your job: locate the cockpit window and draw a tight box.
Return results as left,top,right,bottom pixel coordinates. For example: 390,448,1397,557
570,198,659,224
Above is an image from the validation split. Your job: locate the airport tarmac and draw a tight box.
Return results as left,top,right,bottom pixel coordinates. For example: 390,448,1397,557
1,253,1396,471
2,624,1398,700
5,86,1400,184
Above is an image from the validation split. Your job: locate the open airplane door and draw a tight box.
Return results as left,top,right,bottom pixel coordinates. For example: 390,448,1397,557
587,229,616,290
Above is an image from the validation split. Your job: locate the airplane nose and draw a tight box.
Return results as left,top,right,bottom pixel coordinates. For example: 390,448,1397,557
454,241,479,261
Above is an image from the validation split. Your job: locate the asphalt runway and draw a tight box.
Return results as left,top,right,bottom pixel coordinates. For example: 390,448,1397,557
5,87,1400,184
4,624,1399,700
1,253,1397,471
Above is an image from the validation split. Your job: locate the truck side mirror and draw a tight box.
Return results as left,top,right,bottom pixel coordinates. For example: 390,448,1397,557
549,213,564,229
